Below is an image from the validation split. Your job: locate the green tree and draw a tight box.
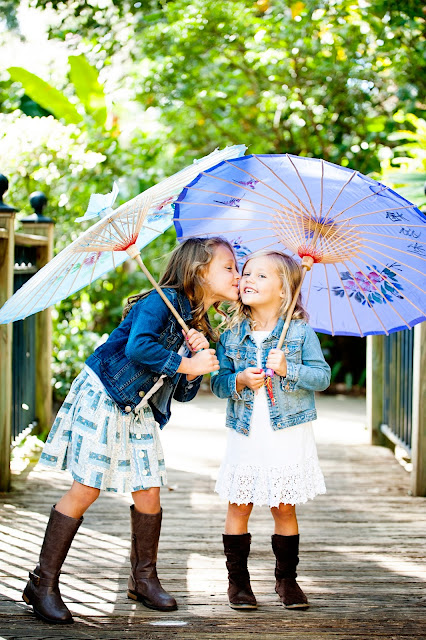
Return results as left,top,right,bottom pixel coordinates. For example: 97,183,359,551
22,0,426,175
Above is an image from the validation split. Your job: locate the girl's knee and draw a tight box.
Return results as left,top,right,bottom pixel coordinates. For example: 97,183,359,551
70,482,100,505
271,503,296,519
228,502,253,518
132,487,161,513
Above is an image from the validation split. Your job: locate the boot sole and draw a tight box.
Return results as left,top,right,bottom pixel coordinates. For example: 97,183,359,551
22,593,74,624
229,602,258,610
127,590,178,612
284,602,309,610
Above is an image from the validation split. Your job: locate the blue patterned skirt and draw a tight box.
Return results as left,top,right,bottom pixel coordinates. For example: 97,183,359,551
38,367,167,493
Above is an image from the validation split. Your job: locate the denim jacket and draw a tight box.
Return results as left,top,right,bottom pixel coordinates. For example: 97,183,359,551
211,317,331,436
86,288,202,428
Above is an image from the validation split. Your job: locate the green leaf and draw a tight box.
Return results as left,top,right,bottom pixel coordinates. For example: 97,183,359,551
69,55,107,127
7,67,82,124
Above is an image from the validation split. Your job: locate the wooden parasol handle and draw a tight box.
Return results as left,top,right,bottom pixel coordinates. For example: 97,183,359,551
276,255,314,349
126,244,190,334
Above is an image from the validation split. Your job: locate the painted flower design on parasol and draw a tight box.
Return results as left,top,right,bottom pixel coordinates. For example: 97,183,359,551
330,263,404,306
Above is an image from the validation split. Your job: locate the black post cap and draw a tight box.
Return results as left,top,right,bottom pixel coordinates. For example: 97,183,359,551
22,190,53,223
0,174,18,213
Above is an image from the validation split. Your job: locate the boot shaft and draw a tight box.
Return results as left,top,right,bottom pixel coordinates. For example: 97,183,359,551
38,506,82,579
222,533,251,581
222,533,257,609
129,506,162,576
271,533,300,580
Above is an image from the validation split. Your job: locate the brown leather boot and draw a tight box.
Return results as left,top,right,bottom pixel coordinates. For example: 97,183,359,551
223,533,257,610
22,505,82,624
127,506,177,611
272,534,309,609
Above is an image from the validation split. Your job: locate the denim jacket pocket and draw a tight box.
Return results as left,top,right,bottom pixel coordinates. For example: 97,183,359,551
282,339,302,364
227,346,246,372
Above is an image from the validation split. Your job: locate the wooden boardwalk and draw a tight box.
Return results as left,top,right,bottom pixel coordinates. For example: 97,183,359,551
0,394,425,639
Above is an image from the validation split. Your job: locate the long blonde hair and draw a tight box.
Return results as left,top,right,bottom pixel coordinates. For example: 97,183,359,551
122,237,236,341
228,250,308,329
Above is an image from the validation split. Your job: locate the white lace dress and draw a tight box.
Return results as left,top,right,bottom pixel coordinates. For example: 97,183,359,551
215,330,326,507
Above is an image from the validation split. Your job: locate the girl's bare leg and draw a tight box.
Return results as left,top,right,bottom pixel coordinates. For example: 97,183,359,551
270,503,298,536
225,502,254,534
55,481,100,519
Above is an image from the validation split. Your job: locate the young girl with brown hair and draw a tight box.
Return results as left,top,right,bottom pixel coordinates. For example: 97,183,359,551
23,237,240,623
212,251,330,611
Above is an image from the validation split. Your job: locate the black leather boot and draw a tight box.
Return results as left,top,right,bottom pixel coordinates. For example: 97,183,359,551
127,506,177,611
223,533,257,610
22,505,82,624
272,534,309,609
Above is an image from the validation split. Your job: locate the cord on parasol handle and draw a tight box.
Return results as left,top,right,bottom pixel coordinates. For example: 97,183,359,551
265,255,315,403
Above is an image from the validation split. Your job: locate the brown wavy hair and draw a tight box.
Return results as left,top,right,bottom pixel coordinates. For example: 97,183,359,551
228,250,308,330
122,237,237,341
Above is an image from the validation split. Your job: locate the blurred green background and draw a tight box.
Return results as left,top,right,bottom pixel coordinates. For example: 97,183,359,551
1,0,425,402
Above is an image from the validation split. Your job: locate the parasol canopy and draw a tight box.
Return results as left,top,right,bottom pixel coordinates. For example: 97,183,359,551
174,153,426,338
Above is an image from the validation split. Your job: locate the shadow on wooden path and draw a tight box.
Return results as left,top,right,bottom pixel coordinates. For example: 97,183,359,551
0,394,425,639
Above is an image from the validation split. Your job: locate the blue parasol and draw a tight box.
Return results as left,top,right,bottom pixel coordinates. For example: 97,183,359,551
174,153,426,339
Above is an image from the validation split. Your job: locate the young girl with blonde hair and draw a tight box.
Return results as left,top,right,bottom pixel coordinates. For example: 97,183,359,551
23,237,240,624
212,251,330,611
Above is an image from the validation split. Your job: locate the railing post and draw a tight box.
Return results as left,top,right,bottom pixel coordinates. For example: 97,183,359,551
21,193,54,436
0,175,17,491
411,322,426,496
366,334,386,446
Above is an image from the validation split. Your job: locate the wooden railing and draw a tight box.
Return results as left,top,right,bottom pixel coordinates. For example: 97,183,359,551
0,180,54,491
367,325,426,496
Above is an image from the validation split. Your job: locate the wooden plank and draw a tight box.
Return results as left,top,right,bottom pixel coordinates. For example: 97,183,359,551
0,395,425,639
366,335,387,446
411,321,426,496
13,233,48,247
0,213,15,491
24,223,54,435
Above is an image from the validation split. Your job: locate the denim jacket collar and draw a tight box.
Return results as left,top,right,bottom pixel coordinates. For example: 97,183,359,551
238,316,286,344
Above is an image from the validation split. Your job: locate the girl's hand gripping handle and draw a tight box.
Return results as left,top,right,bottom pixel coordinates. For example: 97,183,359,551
265,349,287,378
183,328,210,353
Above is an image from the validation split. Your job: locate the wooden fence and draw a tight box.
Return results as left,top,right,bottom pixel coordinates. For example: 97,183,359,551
367,324,426,496
0,179,54,491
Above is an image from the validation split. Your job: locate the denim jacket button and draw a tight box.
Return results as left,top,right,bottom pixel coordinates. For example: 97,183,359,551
138,390,145,398
153,376,159,382
125,406,132,413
